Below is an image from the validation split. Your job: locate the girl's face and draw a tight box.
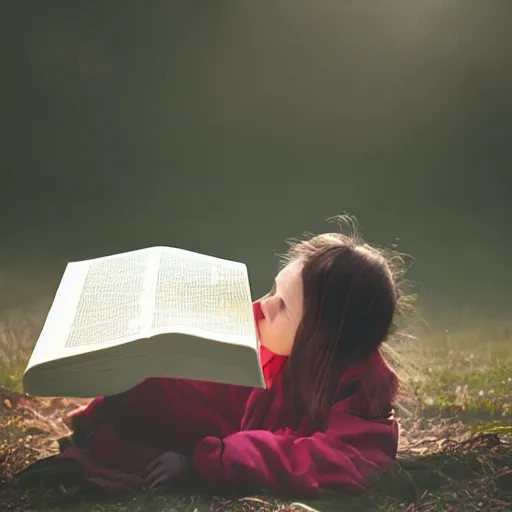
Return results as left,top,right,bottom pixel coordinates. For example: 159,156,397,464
255,259,304,356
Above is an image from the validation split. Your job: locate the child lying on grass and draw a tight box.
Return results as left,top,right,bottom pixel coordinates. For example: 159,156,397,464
22,217,413,497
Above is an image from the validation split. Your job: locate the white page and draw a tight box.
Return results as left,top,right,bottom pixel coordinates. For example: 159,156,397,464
151,248,257,348
64,249,151,349
25,260,90,370
26,248,157,370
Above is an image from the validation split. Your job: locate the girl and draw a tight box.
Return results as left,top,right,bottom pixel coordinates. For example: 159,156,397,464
35,218,412,496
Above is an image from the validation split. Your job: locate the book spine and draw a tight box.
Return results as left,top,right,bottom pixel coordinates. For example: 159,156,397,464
139,247,163,337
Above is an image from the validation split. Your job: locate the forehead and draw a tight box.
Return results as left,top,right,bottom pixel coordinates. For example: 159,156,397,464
276,259,304,301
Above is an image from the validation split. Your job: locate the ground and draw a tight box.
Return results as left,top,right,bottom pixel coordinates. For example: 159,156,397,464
0,278,511,511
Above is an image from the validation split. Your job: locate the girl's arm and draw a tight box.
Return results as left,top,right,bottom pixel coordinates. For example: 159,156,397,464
67,378,253,453
192,403,398,495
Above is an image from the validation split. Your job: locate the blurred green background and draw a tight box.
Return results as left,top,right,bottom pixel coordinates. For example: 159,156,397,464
2,1,511,326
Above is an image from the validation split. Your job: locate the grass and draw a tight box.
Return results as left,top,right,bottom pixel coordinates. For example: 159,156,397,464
0,270,511,511
402,324,512,424
0,306,48,391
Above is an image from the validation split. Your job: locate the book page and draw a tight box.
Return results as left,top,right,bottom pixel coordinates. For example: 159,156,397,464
64,250,152,349
26,248,159,372
152,248,256,347
24,261,90,370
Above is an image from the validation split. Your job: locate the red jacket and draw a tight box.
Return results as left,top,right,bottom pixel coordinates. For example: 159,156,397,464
63,346,399,495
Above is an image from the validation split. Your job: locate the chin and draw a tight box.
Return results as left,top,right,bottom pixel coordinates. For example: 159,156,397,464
260,339,275,354
262,342,291,356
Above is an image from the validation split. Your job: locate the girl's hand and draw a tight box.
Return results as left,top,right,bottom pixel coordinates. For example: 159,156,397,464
145,451,190,489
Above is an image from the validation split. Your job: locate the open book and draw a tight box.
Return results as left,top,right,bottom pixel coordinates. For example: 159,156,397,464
23,247,265,398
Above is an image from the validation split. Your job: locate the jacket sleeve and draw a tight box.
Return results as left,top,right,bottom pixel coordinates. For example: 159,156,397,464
68,378,254,453
192,403,398,495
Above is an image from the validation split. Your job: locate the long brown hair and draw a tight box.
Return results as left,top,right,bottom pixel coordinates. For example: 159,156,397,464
281,216,414,429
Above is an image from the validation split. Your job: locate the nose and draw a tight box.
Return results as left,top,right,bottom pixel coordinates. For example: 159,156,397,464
260,296,281,323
